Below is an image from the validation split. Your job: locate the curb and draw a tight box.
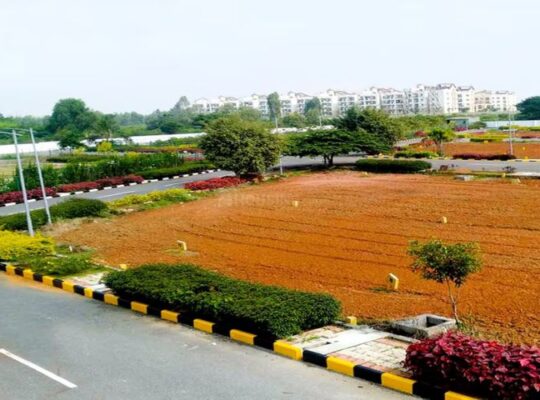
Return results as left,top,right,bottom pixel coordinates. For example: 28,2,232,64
0,263,479,400
0,169,221,208
366,156,540,163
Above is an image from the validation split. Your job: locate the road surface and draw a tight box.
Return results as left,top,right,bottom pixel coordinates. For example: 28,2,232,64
0,275,411,400
2,156,539,217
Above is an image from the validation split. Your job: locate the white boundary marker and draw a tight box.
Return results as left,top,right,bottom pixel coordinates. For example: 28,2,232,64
0,348,77,389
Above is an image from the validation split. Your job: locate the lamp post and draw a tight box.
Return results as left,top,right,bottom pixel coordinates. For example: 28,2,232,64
0,130,34,236
29,128,52,225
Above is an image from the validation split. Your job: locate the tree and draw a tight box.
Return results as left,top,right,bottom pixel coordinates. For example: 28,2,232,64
170,96,190,114
428,127,455,155
48,98,96,134
516,96,540,120
267,92,281,122
286,129,390,167
408,240,482,324
57,127,85,149
200,116,282,176
93,114,119,140
281,112,306,128
305,97,321,114
335,107,402,147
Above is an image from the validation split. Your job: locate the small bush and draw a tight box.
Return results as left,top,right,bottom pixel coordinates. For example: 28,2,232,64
109,189,199,209
405,332,540,400
0,198,107,231
104,264,341,338
58,181,100,193
394,151,438,159
355,159,431,173
0,230,55,261
19,252,99,277
453,153,516,161
185,177,246,191
57,175,144,193
136,162,213,180
470,136,505,143
0,187,57,206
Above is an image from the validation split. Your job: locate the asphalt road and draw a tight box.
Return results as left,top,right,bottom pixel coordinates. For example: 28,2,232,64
2,156,539,217
0,275,411,400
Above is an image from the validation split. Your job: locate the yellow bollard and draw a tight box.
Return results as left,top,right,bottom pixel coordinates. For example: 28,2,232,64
388,273,399,291
292,201,299,207
119,264,128,270
441,216,448,224
177,240,187,252
345,316,358,325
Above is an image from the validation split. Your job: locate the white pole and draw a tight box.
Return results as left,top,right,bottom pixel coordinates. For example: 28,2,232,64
508,111,514,156
13,130,34,236
30,128,52,225
279,156,283,175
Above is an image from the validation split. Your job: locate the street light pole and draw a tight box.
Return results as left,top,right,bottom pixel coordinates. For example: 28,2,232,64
29,128,52,225
508,111,514,156
12,130,34,236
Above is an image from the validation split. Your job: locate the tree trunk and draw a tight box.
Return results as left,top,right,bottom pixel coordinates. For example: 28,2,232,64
328,155,334,167
446,280,459,324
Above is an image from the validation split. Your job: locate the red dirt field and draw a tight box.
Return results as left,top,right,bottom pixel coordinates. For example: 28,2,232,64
416,142,540,158
55,172,540,344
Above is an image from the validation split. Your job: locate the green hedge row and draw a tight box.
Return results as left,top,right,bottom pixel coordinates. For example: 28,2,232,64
0,198,107,231
394,151,438,159
104,264,341,338
135,161,213,179
356,159,431,173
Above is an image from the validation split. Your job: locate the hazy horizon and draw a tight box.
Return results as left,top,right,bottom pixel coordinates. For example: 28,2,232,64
1,0,537,116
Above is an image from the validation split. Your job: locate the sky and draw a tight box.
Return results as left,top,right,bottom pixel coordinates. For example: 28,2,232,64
0,0,538,116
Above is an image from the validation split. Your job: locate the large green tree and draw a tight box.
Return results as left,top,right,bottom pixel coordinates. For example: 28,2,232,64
48,98,96,134
281,112,306,128
267,92,281,122
93,114,119,140
335,107,402,146
200,116,282,176
516,96,540,120
286,129,389,167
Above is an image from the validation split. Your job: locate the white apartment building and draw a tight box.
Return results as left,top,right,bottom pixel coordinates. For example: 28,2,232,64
191,84,516,117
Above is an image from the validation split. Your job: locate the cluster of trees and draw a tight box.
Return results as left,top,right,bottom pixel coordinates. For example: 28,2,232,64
516,96,540,120
200,107,402,175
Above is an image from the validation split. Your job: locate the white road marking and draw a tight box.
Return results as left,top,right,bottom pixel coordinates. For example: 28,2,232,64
164,183,179,187
96,190,136,199
0,348,77,389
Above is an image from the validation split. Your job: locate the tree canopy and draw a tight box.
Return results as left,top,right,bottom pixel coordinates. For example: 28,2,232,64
267,92,281,122
48,98,96,134
285,129,390,166
335,107,402,146
516,96,540,120
200,116,282,176
428,127,455,155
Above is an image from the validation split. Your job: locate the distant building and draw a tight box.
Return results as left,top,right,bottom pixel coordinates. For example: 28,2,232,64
191,84,517,117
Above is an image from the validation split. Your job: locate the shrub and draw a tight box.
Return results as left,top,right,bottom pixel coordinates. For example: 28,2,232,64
453,153,516,161
57,181,100,193
108,189,199,209
355,159,431,173
405,332,540,400
136,161,213,180
104,264,341,338
185,177,246,191
0,230,55,261
394,151,438,159
0,198,107,231
57,175,144,192
470,136,505,143
18,252,99,277
0,187,57,206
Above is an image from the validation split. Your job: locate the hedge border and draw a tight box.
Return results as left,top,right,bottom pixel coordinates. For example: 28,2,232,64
0,262,478,400
0,169,220,208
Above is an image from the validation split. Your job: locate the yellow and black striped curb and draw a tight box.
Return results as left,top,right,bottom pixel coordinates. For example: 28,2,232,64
0,169,221,208
0,263,478,400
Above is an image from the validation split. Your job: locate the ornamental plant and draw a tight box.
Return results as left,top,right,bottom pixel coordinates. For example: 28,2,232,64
405,332,540,400
184,177,246,191
408,240,481,324
0,230,56,260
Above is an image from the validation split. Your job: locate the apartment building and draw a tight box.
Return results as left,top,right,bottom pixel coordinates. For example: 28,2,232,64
191,84,517,117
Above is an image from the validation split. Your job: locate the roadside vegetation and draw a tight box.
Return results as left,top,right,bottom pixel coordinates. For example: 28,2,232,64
104,263,341,338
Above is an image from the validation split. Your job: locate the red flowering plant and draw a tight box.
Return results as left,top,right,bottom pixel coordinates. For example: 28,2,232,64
185,177,246,191
405,332,540,400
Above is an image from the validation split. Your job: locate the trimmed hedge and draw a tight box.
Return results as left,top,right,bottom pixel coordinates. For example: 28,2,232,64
453,153,516,161
136,161,213,179
185,177,246,191
394,151,438,159
104,264,341,338
405,332,540,400
0,198,108,231
356,159,431,173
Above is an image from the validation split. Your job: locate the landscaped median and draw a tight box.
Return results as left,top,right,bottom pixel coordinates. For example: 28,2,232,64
0,261,491,400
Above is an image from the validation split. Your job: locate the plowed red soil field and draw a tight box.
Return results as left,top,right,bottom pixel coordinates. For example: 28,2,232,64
56,172,540,343
418,142,540,158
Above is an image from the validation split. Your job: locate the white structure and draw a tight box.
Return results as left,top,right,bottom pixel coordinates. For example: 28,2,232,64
191,84,517,117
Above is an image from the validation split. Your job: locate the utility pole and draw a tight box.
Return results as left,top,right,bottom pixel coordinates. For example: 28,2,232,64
508,110,514,156
30,128,52,225
12,130,34,236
